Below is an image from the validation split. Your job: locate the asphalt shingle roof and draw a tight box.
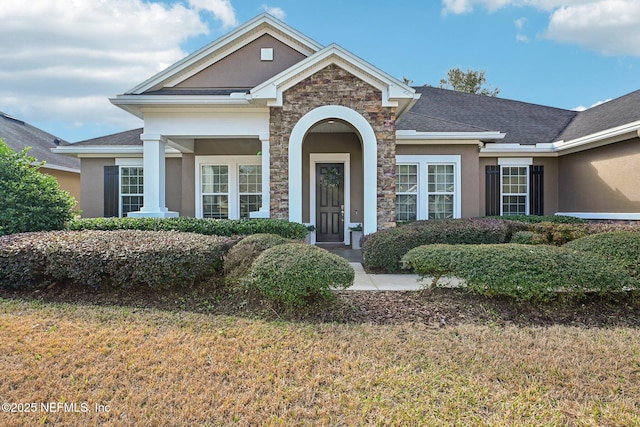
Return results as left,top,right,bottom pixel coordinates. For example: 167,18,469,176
558,89,640,141
398,86,578,145
0,111,80,171
68,128,143,146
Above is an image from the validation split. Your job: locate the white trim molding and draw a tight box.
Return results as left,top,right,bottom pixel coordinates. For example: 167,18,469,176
395,154,462,220
498,157,533,166
309,153,351,245
556,212,640,221
289,105,378,235
396,130,505,142
195,155,263,219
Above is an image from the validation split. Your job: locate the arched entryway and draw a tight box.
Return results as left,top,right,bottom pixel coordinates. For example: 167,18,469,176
288,105,377,242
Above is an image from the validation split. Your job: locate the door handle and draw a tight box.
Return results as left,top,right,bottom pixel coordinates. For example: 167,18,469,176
341,204,344,221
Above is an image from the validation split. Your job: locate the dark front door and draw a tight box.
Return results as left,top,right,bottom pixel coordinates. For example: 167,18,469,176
316,163,344,242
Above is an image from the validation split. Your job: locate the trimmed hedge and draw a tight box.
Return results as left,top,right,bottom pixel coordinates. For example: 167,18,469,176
244,243,354,306
69,217,308,240
224,233,290,284
362,218,526,273
401,243,636,302
0,230,234,290
565,231,640,278
487,215,587,224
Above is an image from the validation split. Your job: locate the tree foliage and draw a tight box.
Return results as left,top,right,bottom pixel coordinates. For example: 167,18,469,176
0,138,76,235
439,67,500,96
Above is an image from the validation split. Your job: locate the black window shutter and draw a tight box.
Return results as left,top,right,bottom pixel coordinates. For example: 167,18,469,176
485,165,500,216
529,165,544,216
104,165,119,217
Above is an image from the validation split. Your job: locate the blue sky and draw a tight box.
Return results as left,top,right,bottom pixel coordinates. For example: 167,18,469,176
1,0,638,142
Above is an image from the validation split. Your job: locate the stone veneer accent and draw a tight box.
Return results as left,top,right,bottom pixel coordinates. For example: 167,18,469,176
269,64,397,230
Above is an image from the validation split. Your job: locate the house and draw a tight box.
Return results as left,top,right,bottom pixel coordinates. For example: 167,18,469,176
1,111,81,204
54,13,640,245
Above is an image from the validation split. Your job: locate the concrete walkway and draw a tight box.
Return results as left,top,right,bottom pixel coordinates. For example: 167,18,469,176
347,262,465,291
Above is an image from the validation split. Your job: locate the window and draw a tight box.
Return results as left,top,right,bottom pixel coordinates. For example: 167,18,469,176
499,162,530,216
202,165,229,219
197,156,262,219
120,166,143,217
395,155,461,222
427,164,455,219
395,164,418,222
238,164,262,219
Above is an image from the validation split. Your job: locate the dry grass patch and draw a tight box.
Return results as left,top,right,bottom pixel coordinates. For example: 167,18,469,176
1,299,639,426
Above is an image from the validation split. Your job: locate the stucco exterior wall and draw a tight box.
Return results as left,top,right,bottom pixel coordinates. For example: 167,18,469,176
80,158,113,218
558,137,640,213
396,144,480,218
43,168,81,208
166,158,182,214
301,132,364,224
194,139,261,155
176,34,306,89
269,64,396,230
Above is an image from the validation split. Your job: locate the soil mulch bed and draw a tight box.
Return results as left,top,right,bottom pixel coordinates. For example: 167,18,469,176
1,277,639,328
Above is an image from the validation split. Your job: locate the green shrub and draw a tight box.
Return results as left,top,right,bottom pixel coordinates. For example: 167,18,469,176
525,222,587,245
565,232,640,277
510,230,544,245
362,218,526,273
0,230,233,290
487,215,587,224
224,233,289,284
0,138,76,236
244,243,354,306
69,217,308,240
401,243,636,302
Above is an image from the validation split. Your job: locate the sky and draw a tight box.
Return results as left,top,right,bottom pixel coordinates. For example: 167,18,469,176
0,0,638,143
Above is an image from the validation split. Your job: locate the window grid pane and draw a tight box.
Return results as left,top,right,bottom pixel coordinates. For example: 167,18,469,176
202,165,229,219
240,195,262,219
396,164,418,193
501,166,528,216
396,194,417,222
238,165,262,194
427,163,455,219
202,195,228,219
202,165,228,194
120,167,143,217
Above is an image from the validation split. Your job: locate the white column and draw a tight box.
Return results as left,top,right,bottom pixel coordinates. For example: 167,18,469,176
128,133,178,218
250,134,271,218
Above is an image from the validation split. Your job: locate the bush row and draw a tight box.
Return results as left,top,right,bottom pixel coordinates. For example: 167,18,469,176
224,233,290,284
0,230,234,290
401,243,636,302
486,215,588,224
362,218,526,273
243,243,354,307
69,217,309,240
565,231,640,278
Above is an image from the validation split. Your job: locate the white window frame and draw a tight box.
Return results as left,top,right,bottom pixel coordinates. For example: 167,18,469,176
498,158,532,216
426,163,457,220
395,155,462,220
395,163,419,222
116,158,143,218
195,155,262,219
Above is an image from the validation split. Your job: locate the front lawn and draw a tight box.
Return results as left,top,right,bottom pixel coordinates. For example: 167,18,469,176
1,291,639,426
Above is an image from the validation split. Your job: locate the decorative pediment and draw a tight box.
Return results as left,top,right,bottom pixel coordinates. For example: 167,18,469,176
250,44,419,111
126,13,323,95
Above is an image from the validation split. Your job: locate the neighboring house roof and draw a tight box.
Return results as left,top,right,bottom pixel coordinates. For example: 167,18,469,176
62,128,143,146
399,87,578,145
0,111,80,172
558,89,640,141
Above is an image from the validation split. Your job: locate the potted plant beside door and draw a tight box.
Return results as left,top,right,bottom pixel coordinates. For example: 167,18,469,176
349,224,363,250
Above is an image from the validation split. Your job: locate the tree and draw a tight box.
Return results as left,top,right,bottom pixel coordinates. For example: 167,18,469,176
438,67,500,96
0,138,76,235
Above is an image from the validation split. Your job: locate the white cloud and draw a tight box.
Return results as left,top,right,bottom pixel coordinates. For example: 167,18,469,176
260,4,286,20
545,1,640,56
0,0,238,141
189,0,238,28
441,0,640,57
574,98,612,111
